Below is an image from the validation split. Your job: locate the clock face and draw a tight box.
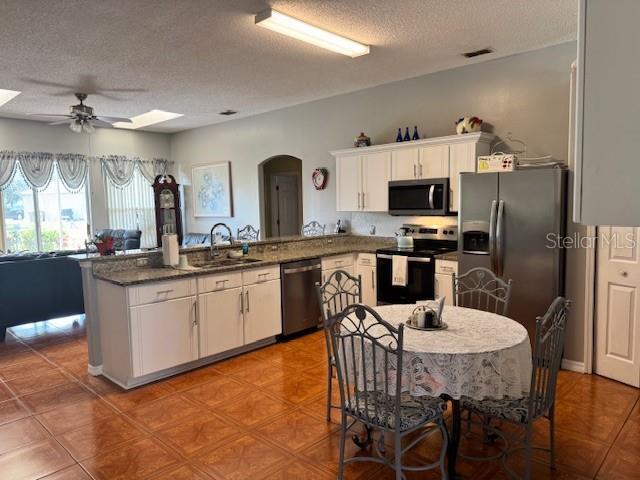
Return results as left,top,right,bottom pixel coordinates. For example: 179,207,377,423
313,170,325,187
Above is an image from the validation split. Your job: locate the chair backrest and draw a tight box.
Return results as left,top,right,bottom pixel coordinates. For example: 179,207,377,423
237,224,259,241
316,269,362,322
452,267,513,315
302,221,326,236
328,304,404,430
528,297,571,419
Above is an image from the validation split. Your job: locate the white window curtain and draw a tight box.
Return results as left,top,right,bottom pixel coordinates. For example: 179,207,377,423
0,151,88,193
105,167,156,248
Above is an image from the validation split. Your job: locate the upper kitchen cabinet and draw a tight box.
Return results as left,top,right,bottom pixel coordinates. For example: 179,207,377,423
335,151,391,212
574,0,640,226
332,132,493,213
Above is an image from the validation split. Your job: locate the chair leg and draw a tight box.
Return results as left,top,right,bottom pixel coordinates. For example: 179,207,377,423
326,361,333,421
394,432,403,480
439,418,450,480
549,405,556,470
523,423,534,480
338,411,347,480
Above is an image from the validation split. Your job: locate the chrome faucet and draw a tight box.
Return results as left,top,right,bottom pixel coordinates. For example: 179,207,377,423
210,223,233,258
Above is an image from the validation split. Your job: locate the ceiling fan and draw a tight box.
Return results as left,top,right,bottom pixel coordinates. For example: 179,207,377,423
30,93,132,133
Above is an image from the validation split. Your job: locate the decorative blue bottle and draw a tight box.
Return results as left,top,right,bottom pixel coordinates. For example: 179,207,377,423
412,126,420,140
403,127,411,142
395,128,403,142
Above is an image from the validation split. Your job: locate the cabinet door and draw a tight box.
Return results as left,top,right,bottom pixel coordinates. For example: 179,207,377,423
361,151,391,212
449,142,477,212
336,154,361,211
199,287,244,357
434,273,453,305
130,296,198,377
391,148,418,180
420,145,450,179
322,265,355,284
357,265,377,307
244,280,282,344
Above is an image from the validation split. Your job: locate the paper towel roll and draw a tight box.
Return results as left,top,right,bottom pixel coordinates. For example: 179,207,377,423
162,234,179,266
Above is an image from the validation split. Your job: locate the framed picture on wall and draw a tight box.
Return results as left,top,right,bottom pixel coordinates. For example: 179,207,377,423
191,162,233,217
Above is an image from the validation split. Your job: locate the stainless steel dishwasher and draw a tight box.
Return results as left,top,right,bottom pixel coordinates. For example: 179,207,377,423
280,258,322,336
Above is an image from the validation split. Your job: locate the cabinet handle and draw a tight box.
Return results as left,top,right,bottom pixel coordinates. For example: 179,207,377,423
240,292,244,314
371,270,375,289
245,291,250,312
413,164,417,178
191,300,198,326
156,289,173,295
362,192,366,209
357,192,361,209
419,163,423,178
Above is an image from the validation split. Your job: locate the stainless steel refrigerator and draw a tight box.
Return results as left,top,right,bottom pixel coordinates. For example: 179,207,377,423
458,168,567,339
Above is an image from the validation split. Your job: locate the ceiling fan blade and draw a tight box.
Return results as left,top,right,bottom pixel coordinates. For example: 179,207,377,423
29,114,73,118
49,119,74,126
96,116,132,123
90,118,114,128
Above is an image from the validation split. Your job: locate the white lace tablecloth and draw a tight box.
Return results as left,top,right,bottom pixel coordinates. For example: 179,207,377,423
373,304,532,400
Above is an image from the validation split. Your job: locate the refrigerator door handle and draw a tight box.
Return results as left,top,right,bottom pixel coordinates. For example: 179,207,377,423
496,200,505,276
489,200,498,273
428,185,435,209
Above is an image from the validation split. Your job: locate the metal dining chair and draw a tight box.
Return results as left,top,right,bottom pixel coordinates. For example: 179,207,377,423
461,297,571,480
452,267,513,315
302,220,326,236
328,304,449,480
236,224,259,241
316,270,362,421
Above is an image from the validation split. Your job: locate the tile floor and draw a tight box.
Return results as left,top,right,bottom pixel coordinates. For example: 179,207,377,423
0,315,638,479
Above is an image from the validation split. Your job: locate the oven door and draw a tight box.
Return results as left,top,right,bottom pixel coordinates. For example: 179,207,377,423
388,178,449,216
376,254,435,304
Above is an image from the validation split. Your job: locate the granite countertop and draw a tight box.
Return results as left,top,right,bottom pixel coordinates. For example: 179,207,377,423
93,241,391,287
434,251,459,261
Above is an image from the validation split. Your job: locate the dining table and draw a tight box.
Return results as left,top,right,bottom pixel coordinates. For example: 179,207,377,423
372,303,532,478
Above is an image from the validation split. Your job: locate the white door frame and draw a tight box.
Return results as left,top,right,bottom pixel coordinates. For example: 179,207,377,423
583,225,596,374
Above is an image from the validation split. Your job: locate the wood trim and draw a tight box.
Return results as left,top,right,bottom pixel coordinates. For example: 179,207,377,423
330,132,495,156
584,224,596,374
562,358,586,373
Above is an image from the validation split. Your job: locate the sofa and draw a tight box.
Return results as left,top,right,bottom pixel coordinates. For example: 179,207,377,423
95,229,142,250
0,252,84,340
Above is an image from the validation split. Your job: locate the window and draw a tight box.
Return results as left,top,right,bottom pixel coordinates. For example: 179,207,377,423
1,169,89,252
105,167,156,248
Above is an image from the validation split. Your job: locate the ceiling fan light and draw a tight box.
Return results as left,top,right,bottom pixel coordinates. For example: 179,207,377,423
69,120,82,133
82,121,95,134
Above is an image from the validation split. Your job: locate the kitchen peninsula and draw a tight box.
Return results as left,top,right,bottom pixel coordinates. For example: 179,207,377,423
75,233,393,388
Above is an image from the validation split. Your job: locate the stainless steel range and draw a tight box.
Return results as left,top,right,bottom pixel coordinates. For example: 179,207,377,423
376,224,458,304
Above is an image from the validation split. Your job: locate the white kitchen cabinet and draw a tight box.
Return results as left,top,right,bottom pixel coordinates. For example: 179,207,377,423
199,287,244,357
391,148,420,180
434,259,458,305
322,265,355,284
449,142,485,212
420,145,450,179
130,296,198,377
573,0,640,226
336,151,390,212
356,253,377,306
243,279,282,344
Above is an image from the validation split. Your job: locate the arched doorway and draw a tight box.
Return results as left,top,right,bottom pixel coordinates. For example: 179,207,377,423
259,155,303,238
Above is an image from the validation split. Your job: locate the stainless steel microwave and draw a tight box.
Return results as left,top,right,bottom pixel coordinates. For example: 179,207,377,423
388,178,450,216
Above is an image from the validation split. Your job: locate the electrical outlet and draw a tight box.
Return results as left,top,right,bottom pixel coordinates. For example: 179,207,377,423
136,257,148,267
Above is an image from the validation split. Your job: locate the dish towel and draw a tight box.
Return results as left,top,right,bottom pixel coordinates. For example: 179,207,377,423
392,255,408,286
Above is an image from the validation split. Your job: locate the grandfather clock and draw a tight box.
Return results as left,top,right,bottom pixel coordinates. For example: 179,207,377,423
152,174,183,247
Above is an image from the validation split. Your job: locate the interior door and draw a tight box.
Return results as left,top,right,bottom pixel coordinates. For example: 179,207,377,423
270,174,299,236
596,226,640,387
199,287,244,357
361,151,391,212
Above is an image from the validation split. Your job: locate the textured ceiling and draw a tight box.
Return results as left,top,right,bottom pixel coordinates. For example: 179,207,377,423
0,0,577,133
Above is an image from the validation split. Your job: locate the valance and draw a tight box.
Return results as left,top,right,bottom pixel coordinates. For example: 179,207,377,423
99,156,170,187
0,151,171,192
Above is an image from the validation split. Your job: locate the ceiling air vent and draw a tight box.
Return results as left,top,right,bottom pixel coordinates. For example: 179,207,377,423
462,48,494,58
219,109,238,116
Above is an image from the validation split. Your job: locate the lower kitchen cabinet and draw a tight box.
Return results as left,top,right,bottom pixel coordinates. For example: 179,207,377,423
130,296,199,377
199,287,244,357
434,259,458,305
356,253,377,306
244,279,282,344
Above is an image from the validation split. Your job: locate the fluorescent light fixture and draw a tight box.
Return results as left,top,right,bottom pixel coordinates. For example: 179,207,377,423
113,109,183,129
0,89,21,107
255,8,370,58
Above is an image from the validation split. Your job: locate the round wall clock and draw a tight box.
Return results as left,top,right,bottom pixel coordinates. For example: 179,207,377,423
312,168,328,190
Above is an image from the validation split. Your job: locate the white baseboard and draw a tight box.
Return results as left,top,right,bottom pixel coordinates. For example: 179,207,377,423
561,359,586,373
87,364,103,376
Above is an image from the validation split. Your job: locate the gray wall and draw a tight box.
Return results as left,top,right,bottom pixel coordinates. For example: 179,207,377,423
0,117,171,242
171,41,576,236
